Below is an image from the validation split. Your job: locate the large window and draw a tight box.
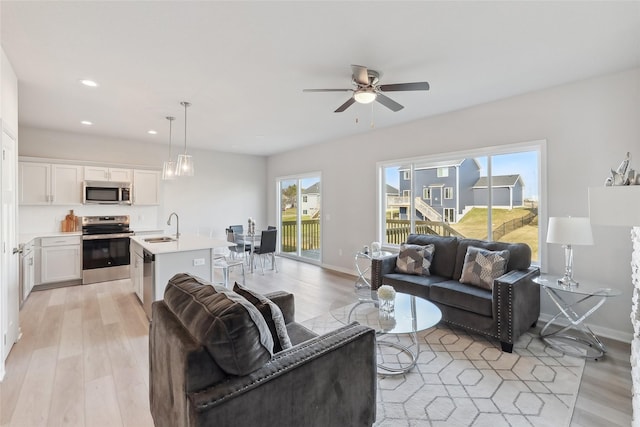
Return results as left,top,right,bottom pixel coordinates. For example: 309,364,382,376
379,142,543,262
278,174,321,263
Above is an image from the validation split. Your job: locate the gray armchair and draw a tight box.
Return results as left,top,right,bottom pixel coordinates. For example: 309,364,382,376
149,273,377,427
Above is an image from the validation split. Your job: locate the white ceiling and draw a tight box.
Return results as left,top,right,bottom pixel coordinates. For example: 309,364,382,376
1,1,639,156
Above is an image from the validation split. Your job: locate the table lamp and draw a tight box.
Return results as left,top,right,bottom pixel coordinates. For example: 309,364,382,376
546,216,594,286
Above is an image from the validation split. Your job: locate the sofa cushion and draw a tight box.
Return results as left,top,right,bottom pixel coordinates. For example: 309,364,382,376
429,280,494,317
382,273,448,300
395,243,435,276
459,246,510,290
453,238,531,281
164,273,274,376
407,234,458,278
233,283,292,352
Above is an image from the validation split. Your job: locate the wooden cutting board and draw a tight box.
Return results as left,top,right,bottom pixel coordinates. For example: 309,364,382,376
61,210,77,232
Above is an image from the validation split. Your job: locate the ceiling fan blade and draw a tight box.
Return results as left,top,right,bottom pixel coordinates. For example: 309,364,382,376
351,65,369,86
303,88,352,92
334,97,356,113
376,93,404,112
378,82,430,92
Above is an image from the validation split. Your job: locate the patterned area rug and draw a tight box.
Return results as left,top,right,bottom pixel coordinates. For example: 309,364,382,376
302,314,585,427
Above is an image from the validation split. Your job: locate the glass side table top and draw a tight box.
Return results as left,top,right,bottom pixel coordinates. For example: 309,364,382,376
533,275,621,297
330,290,442,335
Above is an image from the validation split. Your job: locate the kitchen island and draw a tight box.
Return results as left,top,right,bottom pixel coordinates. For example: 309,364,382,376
130,234,231,318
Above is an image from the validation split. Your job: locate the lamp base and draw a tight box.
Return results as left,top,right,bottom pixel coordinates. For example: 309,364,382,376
557,275,579,287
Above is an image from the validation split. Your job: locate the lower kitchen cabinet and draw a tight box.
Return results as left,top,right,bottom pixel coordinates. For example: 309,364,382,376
39,235,81,284
21,241,35,302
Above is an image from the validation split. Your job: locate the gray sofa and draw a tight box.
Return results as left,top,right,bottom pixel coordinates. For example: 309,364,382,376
371,234,540,352
150,273,377,427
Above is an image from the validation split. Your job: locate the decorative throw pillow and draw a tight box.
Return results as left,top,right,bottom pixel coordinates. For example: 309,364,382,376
233,283,293,352
395,243,435,276
459,246,510,290
164,273,274,376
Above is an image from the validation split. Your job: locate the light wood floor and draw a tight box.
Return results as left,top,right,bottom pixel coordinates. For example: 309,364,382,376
0,258,632,426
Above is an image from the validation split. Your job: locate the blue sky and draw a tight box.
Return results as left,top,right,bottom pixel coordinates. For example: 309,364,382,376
385,151,539,199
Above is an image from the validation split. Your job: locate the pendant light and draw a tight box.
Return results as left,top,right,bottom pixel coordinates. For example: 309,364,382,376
175,101,194,176
161,116,176,180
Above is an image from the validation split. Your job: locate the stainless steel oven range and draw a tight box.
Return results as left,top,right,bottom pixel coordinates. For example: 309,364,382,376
81,215,134,285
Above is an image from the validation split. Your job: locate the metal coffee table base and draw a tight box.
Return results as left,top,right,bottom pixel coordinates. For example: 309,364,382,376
376,331,420,376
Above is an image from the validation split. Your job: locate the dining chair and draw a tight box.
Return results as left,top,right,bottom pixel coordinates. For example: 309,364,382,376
212,254,245,287
253,229,278,274
226,228,250,260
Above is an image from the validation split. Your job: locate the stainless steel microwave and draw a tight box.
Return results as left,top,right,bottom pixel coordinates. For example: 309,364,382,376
83,181,132,205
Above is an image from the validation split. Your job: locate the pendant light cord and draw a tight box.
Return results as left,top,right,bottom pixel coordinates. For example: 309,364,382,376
166,116,175,159
181,101,191,154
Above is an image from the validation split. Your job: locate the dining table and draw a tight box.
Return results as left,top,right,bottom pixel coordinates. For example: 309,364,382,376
236,233,261,273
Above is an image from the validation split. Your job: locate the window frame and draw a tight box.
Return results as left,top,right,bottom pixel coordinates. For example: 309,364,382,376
377,140,546,267
444,187,453,199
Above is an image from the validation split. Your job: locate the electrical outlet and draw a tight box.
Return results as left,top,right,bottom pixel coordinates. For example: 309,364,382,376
193,258,205,266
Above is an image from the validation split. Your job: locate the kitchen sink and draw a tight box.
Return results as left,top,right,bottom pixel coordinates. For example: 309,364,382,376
144,236,176,243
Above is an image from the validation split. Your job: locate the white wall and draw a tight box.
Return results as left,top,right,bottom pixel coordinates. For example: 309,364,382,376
267,68,640,341
18,127,267,239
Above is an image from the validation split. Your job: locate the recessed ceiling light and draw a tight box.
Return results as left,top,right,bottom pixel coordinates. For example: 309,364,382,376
80,79,98,87
148,130,157,135
81,120,93,126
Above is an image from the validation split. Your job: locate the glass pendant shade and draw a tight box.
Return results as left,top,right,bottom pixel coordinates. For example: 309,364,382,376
176,154,194,176
161,116,176,180
162,160,176,180
175,101,194,177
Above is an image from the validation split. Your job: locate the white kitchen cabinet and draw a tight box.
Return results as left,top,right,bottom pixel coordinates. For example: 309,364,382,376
133,169,160,205
19,162,50,204
84,166,132,182
131,241,144,302
39,235,82,284
19,162,83,205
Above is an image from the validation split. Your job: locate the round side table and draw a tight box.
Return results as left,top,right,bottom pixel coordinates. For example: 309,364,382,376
354,250,392,289
534,275,620,359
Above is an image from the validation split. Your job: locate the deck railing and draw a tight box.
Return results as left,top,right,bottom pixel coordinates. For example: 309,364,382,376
385,219,464,244
280,220,320,252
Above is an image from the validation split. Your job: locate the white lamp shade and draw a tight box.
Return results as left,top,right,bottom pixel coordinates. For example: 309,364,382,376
547,217,594,245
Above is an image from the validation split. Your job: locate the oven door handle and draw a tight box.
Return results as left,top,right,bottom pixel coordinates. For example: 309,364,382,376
82,233,134,240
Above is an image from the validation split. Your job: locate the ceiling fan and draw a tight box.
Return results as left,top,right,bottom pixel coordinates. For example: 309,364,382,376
303,64,430,113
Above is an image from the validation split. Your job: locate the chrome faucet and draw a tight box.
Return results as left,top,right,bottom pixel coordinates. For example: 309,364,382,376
167,212,180,239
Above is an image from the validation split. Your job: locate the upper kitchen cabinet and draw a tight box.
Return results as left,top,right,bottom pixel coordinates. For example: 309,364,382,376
84,166,132,182
133,169,160,205
19,162,83,205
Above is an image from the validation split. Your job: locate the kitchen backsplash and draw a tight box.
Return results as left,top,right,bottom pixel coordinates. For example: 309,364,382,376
19,204,159,234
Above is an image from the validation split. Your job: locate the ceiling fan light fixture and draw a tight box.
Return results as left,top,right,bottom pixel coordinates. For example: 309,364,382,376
354,89,377,104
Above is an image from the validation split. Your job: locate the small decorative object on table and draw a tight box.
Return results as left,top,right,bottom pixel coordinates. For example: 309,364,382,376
371,241,381,254
605,152,635,186
247,217,256,235
377,285,396,313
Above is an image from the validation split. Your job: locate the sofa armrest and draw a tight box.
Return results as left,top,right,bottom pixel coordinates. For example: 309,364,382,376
189,322,376,427
371,254,398,290
264,290,295,324
493,266,541,346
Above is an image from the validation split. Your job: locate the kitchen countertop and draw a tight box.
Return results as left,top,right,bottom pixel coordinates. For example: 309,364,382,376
19,231,82,245
130,234,232,255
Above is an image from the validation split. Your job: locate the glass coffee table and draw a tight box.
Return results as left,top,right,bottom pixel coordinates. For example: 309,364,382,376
331,290,442,375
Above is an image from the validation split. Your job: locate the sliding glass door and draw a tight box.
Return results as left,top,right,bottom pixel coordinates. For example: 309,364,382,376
278,174,321,263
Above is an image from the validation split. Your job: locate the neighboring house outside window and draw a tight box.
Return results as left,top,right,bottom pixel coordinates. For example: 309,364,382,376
302,195,308,203
380,143,542,263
